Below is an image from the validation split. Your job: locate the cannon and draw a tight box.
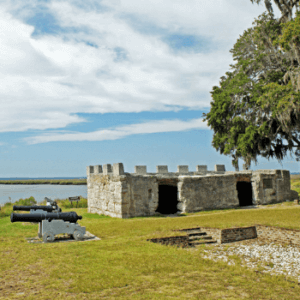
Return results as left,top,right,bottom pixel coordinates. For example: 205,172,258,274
11,211,86,243
13,197,62,213
13,205,57,212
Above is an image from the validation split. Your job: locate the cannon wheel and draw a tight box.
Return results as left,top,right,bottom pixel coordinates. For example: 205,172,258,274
73,230,84,241
43,232,55,243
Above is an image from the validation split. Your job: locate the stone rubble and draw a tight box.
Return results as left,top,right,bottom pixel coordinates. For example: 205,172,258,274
200,242,300,281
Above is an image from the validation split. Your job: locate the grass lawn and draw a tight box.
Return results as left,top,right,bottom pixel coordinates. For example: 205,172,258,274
0,176,299,299
2,203,300,299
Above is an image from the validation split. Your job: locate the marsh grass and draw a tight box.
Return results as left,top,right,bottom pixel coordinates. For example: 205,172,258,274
2,205,300,299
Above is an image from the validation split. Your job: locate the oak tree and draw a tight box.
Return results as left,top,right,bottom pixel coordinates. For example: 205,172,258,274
203,4,300,170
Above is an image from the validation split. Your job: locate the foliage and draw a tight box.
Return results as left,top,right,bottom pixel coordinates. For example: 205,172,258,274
38,197,88,208
14,196,37,206
0,196,37,218
0,196,88,218
203,11,300,169
291,175,300,196
56,197,88,209
250,0,300,22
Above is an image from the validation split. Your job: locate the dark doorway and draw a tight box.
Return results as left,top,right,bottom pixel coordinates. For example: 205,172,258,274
237,182,253,206
156,185,178,214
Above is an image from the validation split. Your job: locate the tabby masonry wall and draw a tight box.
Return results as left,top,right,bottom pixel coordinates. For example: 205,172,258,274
200,227,257,244
87,163,294,218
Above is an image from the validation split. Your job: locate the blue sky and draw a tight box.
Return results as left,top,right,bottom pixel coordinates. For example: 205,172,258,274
0,0,299,177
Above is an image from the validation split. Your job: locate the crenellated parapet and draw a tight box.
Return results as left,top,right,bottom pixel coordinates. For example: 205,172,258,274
86,163,227,176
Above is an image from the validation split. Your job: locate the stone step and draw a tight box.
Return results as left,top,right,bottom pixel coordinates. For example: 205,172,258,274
190,240,218,245
180,227,201,232
188,235,212,241
187,231,207,236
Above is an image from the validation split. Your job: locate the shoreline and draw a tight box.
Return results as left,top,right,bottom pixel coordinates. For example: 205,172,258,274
0,174,297,185
0,179,87,185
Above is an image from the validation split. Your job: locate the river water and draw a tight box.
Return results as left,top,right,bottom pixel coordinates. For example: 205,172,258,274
0,184,87,205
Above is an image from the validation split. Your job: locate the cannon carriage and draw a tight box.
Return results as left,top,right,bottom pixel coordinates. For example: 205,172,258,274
11,201,86,243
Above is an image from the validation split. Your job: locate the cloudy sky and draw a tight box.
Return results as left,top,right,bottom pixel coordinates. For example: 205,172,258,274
0,0,298,177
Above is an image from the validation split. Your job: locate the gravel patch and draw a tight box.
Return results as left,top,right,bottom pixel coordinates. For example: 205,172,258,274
201,241,300,281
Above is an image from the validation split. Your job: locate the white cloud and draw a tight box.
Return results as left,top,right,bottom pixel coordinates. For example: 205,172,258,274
0,0,268,133
25,117,209,144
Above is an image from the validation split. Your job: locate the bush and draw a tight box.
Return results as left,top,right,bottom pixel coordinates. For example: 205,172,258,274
0,197,37,218
14,196,37,206
38,197,88,209
56,197,88,209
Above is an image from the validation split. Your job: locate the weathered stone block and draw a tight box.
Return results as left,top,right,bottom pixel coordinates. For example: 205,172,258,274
135,165,147,174
177,165,189,173
103,164,112,174
215,164,225,172
196,165,207,173
221,226,257,243
157,165,168,173
113,163,124,175
94,165,103,174
87,166,94,174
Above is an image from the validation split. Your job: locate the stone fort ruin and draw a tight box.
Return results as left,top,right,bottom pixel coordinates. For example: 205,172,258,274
87,163,297,218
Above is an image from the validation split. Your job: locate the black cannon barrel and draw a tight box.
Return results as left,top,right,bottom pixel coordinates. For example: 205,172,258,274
13,205,55,212
11,212,82,223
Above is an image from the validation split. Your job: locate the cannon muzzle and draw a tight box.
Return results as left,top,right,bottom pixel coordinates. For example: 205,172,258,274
11,212,82,223
13,205,55,212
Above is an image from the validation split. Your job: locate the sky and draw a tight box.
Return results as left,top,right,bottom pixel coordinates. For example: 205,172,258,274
0,0,299,177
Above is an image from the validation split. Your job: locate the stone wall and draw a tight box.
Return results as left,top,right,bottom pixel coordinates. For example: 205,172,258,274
87,163,292,218
87,173,125,218
122,175,158,218
178,175,239,213
220,226,257,243
148,236,190,248
200,227,257,244
87,163,126,218
251,170,291,205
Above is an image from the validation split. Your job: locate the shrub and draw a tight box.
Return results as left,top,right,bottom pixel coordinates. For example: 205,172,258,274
14,196,37,206
0,197,37,218
56,197,88,209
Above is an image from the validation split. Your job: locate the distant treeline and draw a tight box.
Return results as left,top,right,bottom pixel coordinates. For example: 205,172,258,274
0,179,87,185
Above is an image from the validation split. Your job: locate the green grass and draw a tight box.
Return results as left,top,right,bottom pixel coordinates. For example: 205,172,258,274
2,203,300,299
0,179,86,185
